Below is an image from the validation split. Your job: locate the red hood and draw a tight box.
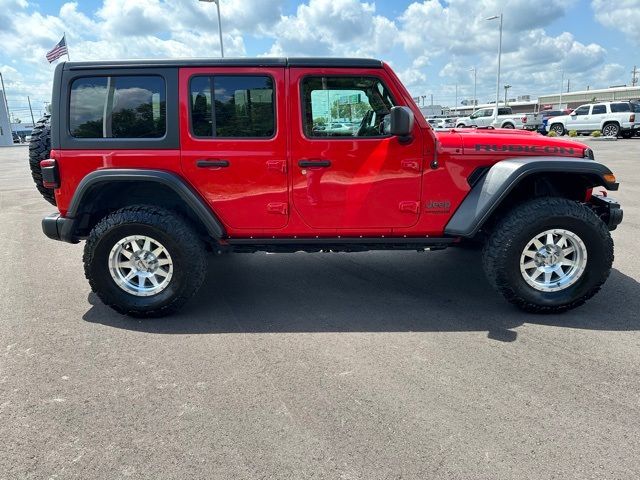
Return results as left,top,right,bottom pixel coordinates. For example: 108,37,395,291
436,127,588,158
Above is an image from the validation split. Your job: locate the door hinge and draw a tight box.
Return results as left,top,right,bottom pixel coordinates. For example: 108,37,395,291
267,202,288,215
267,160,287,173
399,201,420,214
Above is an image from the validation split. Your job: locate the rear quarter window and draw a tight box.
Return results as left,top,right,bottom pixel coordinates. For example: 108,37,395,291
69,75,166,138
610,103,631,113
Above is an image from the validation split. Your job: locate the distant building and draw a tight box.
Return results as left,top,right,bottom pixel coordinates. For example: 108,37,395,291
538,86,640,109
12,122,35,142
0,91,12,146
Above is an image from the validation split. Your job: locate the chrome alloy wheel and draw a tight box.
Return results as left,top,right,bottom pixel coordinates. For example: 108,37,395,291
108,235,173,297
519,229,587,292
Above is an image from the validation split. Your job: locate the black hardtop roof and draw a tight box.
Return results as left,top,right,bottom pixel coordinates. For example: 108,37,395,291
64,57,384,70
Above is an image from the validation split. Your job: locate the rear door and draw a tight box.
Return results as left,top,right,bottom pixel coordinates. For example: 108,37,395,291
179,67,288,230
590,104,607,130
289,68,423,230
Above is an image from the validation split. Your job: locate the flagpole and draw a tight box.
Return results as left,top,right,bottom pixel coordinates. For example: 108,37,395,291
64,32,70,61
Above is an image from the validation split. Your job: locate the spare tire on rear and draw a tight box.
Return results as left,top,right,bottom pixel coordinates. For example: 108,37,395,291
28,115,56,206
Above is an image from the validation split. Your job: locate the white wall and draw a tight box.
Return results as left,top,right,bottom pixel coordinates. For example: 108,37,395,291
0,91,13,146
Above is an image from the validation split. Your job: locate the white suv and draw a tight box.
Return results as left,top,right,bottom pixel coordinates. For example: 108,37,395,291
546,101,640,138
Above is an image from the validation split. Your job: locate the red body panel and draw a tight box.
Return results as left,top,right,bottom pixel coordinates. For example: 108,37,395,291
53,63,591,238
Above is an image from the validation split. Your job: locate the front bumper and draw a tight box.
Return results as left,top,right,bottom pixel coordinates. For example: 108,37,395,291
42,213,79,243
590,195,624,231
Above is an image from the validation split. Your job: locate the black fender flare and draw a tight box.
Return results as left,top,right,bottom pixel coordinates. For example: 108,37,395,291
444,157,618,238
61,169,226,241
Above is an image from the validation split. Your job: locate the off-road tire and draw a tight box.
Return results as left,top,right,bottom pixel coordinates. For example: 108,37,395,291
84,206,207,317
28,115,56,205
549,123,565,136
482,197,613,313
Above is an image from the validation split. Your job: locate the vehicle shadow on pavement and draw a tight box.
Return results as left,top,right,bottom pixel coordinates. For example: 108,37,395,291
82,248,640,341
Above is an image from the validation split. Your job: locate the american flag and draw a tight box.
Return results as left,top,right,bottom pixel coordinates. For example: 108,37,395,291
46,36,68,63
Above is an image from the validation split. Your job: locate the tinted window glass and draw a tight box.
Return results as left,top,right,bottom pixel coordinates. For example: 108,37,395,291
190,75,275,138
69,77,108,137
574,106,590,115
592,105,606,114
70,76,166,138
498,108,511,115
302,76,395,138
611,103,631,112
631,102,640,113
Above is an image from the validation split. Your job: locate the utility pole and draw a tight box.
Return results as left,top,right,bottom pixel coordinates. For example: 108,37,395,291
632,66,638,87
567,79,570,93
199,0,224,57
469,67,477,112
421,95,426,107
455,83,458,116
27,96,35,125
486,13,503,123
558,70,564,110
504,84,511,106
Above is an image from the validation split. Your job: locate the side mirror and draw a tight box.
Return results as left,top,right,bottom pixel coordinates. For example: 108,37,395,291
389,106,414,139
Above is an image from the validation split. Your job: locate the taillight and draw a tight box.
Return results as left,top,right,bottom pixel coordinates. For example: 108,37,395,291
40,159,60,189
631,114,635,122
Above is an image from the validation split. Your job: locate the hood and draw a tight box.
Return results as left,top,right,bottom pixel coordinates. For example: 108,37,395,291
437,127,589,159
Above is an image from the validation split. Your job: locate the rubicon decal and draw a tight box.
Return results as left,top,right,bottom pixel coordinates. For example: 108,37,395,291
475,144,576,155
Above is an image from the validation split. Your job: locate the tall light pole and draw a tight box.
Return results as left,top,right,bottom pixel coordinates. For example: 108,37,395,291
199,0,224,58
469,67,477,112
486,14,503,122
558,69,564,110
504,84,511,106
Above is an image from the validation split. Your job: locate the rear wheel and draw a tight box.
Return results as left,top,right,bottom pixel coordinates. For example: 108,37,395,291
482,197,613,313
550,123,565,136
602,122,619,137
84,206,207,317
502,123,515,129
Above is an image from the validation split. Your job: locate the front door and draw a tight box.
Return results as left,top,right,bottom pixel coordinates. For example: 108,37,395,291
289,69,423,230
567,105,591,131
179,67,288,230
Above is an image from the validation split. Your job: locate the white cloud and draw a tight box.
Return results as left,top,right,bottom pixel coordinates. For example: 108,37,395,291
267,0,398,57
592,0,640,45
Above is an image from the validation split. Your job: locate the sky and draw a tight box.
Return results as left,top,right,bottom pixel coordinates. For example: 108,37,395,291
0,0,638,122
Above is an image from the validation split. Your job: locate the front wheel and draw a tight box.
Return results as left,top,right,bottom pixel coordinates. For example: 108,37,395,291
482,197,613,313
84,206,207,317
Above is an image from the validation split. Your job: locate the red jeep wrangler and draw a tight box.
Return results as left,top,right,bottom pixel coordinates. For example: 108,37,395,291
30,58,623,317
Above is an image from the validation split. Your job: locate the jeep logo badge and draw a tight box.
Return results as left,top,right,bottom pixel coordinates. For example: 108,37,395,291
425,200,451,213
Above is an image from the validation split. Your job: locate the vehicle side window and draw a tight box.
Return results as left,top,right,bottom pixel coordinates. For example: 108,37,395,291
301,76,395,138
498,108,510,115
573,106,590,116
70,76,165,138
592,105,606,114
482,109,493,117
189,75,275,138
610,103,631,113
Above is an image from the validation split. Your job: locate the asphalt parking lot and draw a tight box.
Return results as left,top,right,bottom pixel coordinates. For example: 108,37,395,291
1,140,639,479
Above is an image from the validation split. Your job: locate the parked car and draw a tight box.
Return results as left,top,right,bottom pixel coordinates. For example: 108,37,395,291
546,101,640,137
455,107,523,129
32,57,622,317
522,109,572,133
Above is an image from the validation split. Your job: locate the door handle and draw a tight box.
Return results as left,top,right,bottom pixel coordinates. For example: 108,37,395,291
298,159,331,168
197,159,229,168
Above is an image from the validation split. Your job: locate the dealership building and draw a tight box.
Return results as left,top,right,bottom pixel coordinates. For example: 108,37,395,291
0,91,12,146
